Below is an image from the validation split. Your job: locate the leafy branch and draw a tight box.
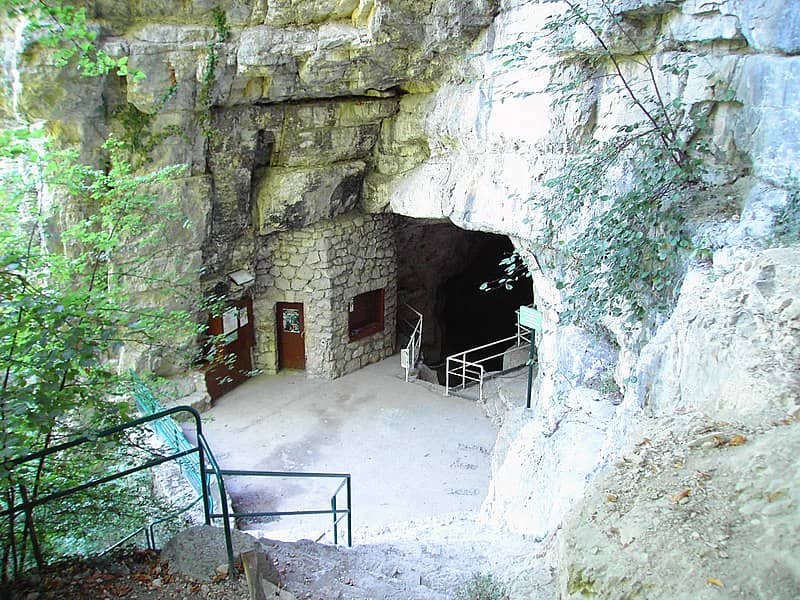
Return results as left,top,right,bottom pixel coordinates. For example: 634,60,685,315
0,1,204,579
2,0,143,79
515,0,729,324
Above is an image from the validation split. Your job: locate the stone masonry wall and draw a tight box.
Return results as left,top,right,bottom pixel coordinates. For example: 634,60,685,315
254,226,332,377
254,212,396,378
328,213,397,377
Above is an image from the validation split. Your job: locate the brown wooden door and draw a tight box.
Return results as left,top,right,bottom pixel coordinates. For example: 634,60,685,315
277,302,305,370
205,296,255,400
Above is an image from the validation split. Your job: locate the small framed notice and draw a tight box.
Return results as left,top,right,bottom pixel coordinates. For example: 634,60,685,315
282,308,301,333
222,308,238,334
519,305,543,332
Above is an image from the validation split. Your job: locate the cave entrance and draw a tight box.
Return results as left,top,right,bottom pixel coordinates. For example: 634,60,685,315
394,216,533,384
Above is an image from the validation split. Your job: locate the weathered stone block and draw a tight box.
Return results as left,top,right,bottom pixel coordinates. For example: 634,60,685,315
264,0,359,27
735,0,800,54
733,55,800,185
273,123,380,167
665,12,743,43
253,161,368,234
295,265,313,280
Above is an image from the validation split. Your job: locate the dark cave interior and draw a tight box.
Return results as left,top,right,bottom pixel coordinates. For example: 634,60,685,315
394,216,533,383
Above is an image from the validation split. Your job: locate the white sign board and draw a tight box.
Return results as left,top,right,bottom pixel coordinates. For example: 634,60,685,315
519,305,543,332
222,308,239,334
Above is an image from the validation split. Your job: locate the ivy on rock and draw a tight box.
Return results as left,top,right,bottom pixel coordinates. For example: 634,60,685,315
506,0,729,326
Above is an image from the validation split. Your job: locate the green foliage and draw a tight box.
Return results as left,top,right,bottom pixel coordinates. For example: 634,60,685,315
1,0,143,80
479,252,530,292
0,127,201,579
6,422,202,569
196,7,229,139
506,0,727,325
0,2,203,581
588,370,620,396
112,84,182,168
211,6,230,43
548,134,696,323
456,572,509,600
772,186,800,244
197,43,219,139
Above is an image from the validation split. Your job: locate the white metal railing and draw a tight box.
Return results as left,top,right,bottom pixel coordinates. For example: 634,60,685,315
445,311,533,401
400,305,423,382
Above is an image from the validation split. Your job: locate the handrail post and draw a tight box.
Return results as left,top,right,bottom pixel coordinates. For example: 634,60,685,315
346,475,352,547
332,495,338,545
419,316,423,364
196,417,211,525
461,358,466,391
479,366,484,402
445,357,450,396
219,478,235,579
401,305,423,383
202,435,235,579
19,484,44,570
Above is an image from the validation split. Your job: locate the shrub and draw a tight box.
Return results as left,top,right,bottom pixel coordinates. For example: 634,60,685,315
456,572,509,600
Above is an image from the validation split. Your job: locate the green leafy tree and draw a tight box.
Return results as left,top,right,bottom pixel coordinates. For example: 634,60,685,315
0,1,202,580
2,0,140,78
501,0,729,325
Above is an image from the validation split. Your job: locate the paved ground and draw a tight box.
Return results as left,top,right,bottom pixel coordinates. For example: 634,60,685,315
196,357,498,543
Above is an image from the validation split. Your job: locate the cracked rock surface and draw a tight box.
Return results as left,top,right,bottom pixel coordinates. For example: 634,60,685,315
559,411,800,599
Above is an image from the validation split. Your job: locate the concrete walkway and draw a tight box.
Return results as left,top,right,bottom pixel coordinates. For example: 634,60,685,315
197,356,497,543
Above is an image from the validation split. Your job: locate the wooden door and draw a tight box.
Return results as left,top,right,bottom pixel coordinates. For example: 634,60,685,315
205,296,255,400
277,302,305,370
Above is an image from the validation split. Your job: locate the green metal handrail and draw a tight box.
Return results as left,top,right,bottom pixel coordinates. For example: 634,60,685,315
101,495,205,556
0,405,210,521
0,405,213,574
196,432,236,576
210,469,352,547
3,381,355,581
134,377,354,556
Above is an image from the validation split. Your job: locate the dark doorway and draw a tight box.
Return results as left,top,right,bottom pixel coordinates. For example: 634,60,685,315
205,296,256,401
436,236,531,378
394,217,533,382
277,302,306,370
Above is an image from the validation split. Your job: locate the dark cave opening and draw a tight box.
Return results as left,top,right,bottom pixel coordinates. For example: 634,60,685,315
394,216,533,384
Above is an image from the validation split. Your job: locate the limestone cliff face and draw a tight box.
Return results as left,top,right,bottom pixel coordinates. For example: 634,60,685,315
393,0,800,542
4,0,798,559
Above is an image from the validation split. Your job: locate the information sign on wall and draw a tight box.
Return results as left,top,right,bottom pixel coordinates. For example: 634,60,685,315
519,305,543,331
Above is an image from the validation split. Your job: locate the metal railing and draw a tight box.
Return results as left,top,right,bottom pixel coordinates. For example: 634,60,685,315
194,434,352,578
102,495,205,556
135,382,353,552
445,315,533,401
0,405,213,575
206,468,352,546
2,383,354,580
134,395,354,571
400,304,423,382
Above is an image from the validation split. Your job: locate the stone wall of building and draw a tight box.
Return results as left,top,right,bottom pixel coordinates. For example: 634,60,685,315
254,212,396,379
328,214,397,377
